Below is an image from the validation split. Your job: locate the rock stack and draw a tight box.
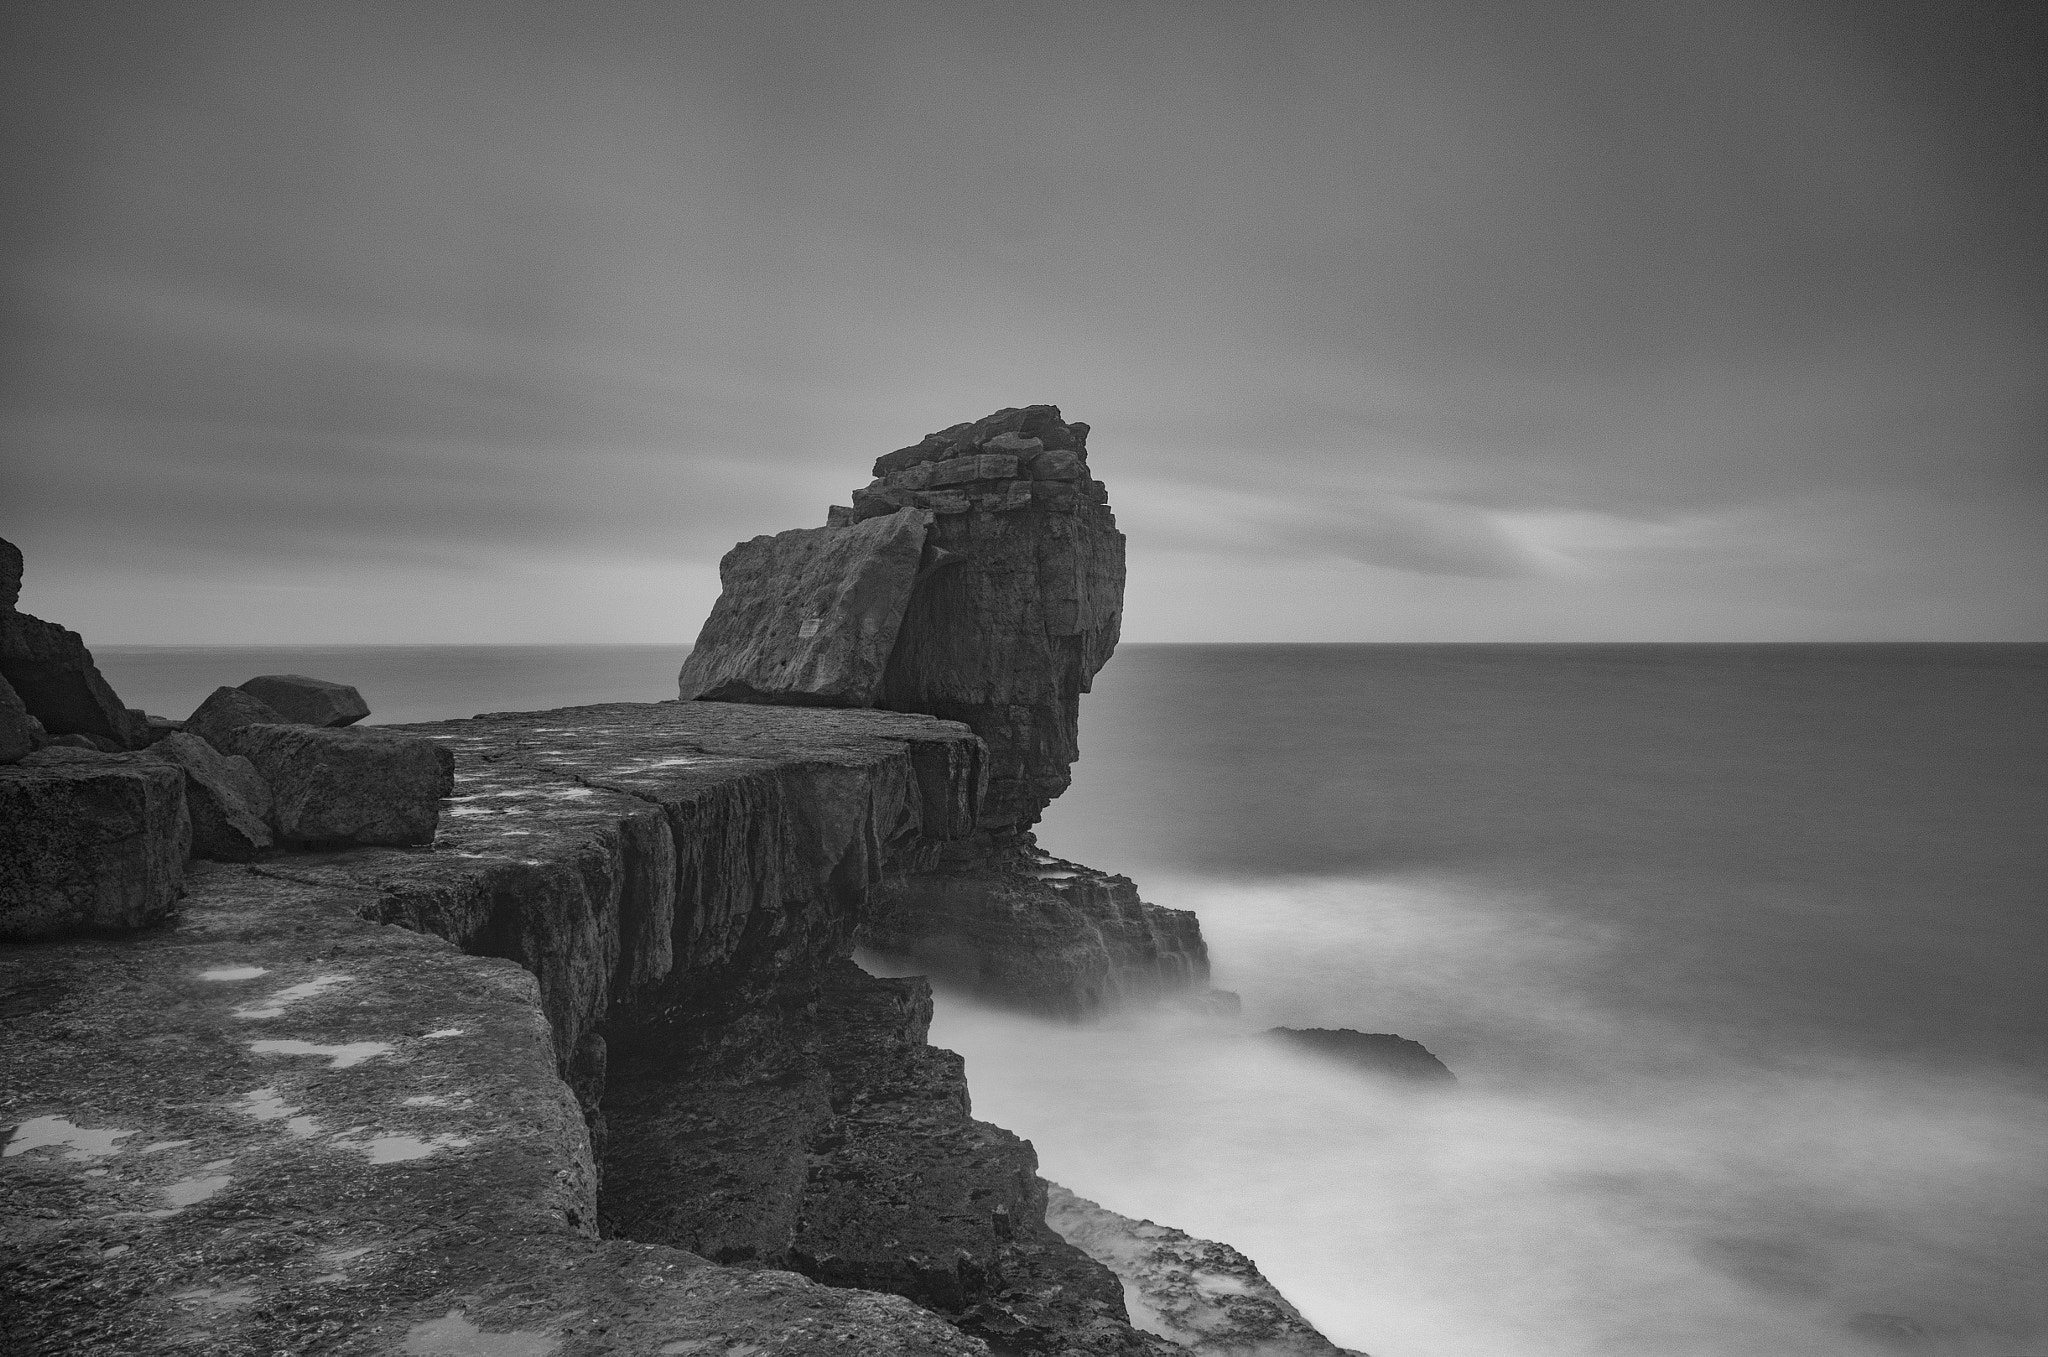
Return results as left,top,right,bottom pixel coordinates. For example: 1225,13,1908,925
678,407,1214,1015
0,537,453,940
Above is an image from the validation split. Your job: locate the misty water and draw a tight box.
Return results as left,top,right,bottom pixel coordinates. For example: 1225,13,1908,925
97,642,2048,1356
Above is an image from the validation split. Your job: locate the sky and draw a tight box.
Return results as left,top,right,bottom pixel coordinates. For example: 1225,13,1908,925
2,0,2043,643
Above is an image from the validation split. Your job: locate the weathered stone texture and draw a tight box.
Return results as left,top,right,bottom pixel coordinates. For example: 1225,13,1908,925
0,755,188,939
143,731,275,860
0,535,20,610
0,611,148,749
1045,1185,1369,1357
212,723,453,847
679,508,935,707
237,672,371,727
0,673,39,765
862,852,1209,1018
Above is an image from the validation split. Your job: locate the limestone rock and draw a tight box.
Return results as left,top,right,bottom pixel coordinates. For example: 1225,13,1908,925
0,610,148,749
1044,1184,1370,1357
0,755,189,939
184,685,292,746
678,508,934,707
139,713,184,745
1,672,41,765
860,852,1210,1018
236,672,370,726
212,724,453,847
0,535,20,610
141,731,274,860
1265,1027,1457,1082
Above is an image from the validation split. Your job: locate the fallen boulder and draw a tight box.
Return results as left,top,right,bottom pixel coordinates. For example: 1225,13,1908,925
0,753,189,939
678,508,934,706
212,723,453,847
142,731,274,860
1264,1027,1456,1082
183,685,292,746
236,672,370,726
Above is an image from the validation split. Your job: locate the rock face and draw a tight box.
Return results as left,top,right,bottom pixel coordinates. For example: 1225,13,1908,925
679,508,936,706
1045,1185,1369,1357
0,613,148,750
211,724,454,847
0,753,189,939
1265,1027,1457,1082
142,731,275,860
0,673,40,765
236,673,371,727
0,536,20,610
679,406,1210,1015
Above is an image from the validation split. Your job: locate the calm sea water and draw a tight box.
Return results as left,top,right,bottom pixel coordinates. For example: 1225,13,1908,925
95,642,2048,1356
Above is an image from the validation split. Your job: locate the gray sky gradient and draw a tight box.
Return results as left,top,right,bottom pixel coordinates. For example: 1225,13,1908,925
3,0,2042,641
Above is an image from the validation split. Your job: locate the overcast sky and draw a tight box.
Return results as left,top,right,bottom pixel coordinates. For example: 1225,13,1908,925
3,0,2042,642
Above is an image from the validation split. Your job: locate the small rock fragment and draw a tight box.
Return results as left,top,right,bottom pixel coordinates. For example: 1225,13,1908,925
236,674,370,727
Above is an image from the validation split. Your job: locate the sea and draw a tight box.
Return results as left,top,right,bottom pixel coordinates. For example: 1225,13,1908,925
94,642,2048,1357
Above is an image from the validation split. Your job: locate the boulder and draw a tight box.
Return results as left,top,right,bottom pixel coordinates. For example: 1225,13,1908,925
1264,1027,1457,1082
0,611,149,749
0,754,189,939
142,731,274,860
1,672,41,765
139,714,185,745
678,508,934,707
184,685,292,746
236,673,370,727
212,723,453,847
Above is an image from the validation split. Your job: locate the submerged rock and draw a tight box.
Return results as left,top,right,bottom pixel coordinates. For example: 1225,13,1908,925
0,753,189,939
1044,1184,1369,1357
236,672,371,727
1265,1027,1457,1082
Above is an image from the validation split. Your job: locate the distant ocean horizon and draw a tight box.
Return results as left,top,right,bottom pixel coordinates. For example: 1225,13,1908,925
93,641,2048,1357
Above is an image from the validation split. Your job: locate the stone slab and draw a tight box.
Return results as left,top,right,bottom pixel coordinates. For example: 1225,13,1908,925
143,732,275,861
0,611,148,749
213,724,454,847
677,508,933,706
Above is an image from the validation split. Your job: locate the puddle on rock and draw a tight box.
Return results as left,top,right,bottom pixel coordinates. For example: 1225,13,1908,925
402,1310,560,1356
249,1039,393,1069
233,974,351,1019
198,966,268,982
4,1115,136,1160
162,1174,232,1206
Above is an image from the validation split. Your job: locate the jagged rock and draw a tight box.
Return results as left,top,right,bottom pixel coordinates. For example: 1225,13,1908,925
236,672,370,727
0,611,148,749
679,509,935,707
183,684,293,746
1265,1027,1457,1082
605,959,1178,1355
1,673,40,765
0,754,188,939
211,724,454,847
141,731,274,860
1045,1184,1370,1357
0,535,20,610
862,853,1209,1017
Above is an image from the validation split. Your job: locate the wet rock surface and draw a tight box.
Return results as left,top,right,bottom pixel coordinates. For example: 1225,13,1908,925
1265,1028,1457,1083
1045,1185,1369,1357
0,862,983,1356
0,754,189,940
236,673,372,727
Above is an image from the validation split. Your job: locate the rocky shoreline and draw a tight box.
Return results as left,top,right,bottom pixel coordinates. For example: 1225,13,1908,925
2,409,1407,1354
